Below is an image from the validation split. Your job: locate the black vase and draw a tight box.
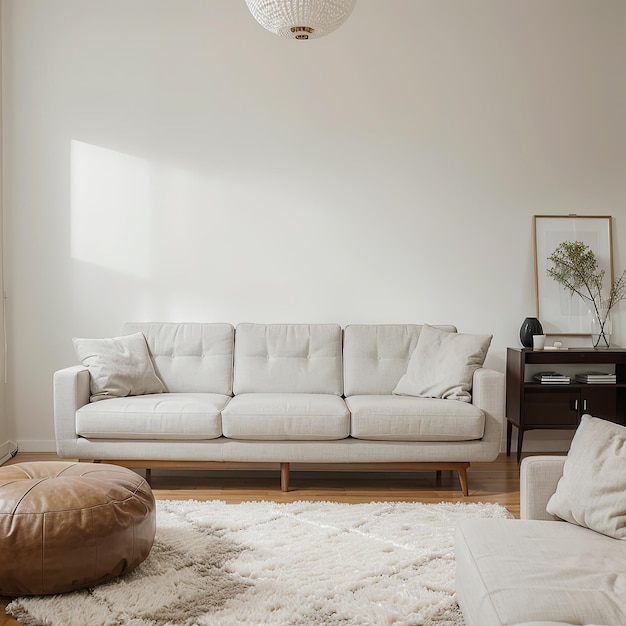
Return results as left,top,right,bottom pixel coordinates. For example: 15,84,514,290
519,317,543,348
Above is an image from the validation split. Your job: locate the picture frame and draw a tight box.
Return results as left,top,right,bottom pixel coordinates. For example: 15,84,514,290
533,215,614,335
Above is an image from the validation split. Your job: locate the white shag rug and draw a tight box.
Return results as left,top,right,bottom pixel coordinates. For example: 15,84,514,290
7,499,512,626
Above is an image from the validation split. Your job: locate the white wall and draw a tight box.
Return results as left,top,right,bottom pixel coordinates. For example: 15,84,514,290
0,4,8,459
2,0,625,451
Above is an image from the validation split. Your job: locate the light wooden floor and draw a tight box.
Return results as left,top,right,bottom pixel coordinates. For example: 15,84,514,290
1,451,532,625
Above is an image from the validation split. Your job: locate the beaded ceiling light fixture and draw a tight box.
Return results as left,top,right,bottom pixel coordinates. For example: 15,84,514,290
245,0,356,40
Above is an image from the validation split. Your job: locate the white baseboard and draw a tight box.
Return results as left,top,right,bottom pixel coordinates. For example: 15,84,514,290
0,440,19,466
517,439,572,453
501,430,574,454
14,439,57,453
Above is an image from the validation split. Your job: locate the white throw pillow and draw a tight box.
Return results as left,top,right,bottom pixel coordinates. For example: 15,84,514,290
546,415,626,539
392,324,492,402
73,332,166,401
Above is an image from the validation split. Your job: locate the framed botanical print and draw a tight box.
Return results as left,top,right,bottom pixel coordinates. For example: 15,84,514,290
533,215,613,335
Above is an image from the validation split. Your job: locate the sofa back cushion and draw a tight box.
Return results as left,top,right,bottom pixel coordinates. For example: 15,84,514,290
233,323,343,395
343,324,457,396
123,322,234,395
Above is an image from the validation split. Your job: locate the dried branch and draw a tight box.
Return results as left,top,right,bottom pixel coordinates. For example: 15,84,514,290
547,241,625,321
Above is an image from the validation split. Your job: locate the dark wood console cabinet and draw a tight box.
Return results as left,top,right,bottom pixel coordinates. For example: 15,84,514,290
506,347,626,462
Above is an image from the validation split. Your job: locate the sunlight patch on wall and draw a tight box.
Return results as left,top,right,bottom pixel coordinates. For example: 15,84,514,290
71,140,151,278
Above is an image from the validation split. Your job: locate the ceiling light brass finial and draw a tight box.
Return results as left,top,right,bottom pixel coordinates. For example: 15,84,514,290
245,1,356,40
291,26,315,40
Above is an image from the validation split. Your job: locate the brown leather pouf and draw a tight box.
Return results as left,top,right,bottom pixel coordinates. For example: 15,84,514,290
0,461,156,596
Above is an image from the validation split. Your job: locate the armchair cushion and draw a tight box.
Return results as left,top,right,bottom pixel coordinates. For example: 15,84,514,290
393,325,492,402
546,415,626,539
456,518,626,626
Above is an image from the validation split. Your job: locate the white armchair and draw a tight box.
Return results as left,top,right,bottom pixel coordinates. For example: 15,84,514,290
519,454,566,520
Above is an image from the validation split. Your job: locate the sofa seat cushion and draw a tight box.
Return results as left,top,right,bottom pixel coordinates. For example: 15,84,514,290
76,393,230,440
221,393,350,441
455,518,626,626
346,395,484,441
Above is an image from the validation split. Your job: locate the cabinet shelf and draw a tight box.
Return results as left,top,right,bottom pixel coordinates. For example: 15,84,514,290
506,347,626,462
525,382,626,388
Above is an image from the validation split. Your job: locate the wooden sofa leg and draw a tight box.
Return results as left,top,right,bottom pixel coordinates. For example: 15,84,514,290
457,464,470,496
145,468,152,485
280,463,290,492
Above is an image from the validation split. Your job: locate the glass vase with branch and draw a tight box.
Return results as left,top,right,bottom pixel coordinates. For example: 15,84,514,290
547,241,625,348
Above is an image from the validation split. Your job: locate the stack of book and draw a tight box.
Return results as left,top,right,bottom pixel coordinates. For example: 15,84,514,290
533,371,571,384
574,371,617,384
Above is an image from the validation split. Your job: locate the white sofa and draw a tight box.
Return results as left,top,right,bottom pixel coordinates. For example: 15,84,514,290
455,453,626,626
54,322,504,494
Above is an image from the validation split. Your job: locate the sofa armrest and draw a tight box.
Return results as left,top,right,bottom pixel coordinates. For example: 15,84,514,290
520,455,566,520
471,368,505,459
53,365,90,457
